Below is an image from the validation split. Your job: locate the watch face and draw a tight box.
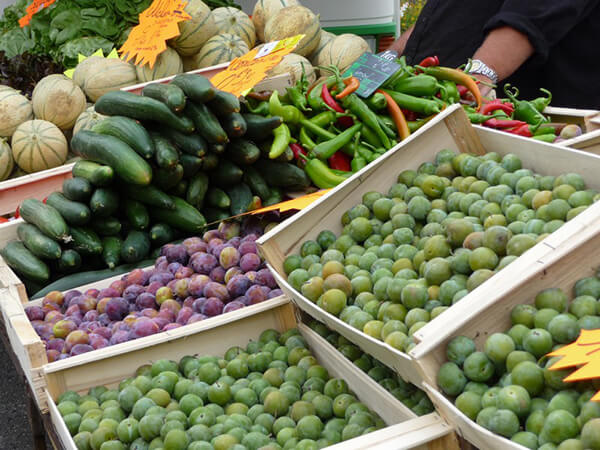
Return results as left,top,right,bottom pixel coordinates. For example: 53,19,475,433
470,61,482,72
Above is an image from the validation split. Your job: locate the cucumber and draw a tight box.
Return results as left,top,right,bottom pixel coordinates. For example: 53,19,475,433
186,172,209,208
254,160,311,190
160,127,207,158
123,184,175,210
171,179,188,197
46,192,91,226
186,102,228,144
208,90,241,115
142,83,186,112
210,159,243,187
102,236,122,269
202,153,219,171
62,177,93,202
69,227,103,255
152,134,179,169
264,186,283,206
149,223,179,247
180,154,203,178
31,259,155,299
0,241,49,282
121,230,151,263
57,249,82,273
227,139,260,165
123,199,150,231
17,223,62,260
220,112,247,138
91,217,122,236
209,143,226,154
90,188,119,218
206,187,231,209
243,166,271,200
171,74,216,104
204,207,231,224
153,164,184,191
150,196,206,233
92,116,154,159
19,199,70,243
243,114,282,141
94,91,194,133
227,183,253,215
71,131,153,186
72,160,114,187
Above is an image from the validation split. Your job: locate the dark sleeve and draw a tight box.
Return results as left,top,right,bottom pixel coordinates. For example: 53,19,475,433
484,0,600,63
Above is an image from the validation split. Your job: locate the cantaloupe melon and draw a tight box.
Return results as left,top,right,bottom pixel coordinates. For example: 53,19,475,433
252,0,300,43
0,138,14,181
318,33,371,74
171,0,217,57
0,88,33,138
182,55,197,72
73,56,103,89
81,58,138,102
264,6,321,57
309,30,335,65
11,120,68,173
136,47,184,82
32,74,87,131
73,106,106,135
212,7,256,48
193,34,250,69
268,53,315,84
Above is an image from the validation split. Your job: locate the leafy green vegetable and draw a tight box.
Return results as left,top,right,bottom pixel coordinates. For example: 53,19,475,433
57,36,114,68
0,28,36,58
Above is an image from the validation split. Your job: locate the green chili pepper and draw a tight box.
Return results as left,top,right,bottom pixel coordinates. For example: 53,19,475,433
246,100,269,115
307,76,337,110
300,119,336,141
439,80,460,104
407,120,426,133
532,133,556,143
351,155,367,172
467,111,506,124
310,111,337,127
530,88,553,113
534,126,556,136
341,94,391,149
269,91,304,123
312,123,362,160
269,123,291,159
304,158,351,189
286,86,310,111
360,124,383,148
504,84,549,125
299,126,317,150
377,115,396,132
376,116,397,139
430,96,447,109
393,74,439,97
364,93,387,110
381,89,441,115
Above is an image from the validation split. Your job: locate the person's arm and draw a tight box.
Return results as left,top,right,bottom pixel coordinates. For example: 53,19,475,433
388,25,415,55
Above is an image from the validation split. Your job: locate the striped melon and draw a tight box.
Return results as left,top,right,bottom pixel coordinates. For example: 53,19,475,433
182,55,197,72
309,30,335,65
11,120,68,173
0,138,14,181
193,34,250,69
212,7,256,48
32,74,87,131
136,47,184,82
252,0,300,43
171,0,217,57
82,58,138,102
264,6,321,57
268,53,315,85
73,56,103,89
0,88,33,138
318,34,371,74
73,106,106,135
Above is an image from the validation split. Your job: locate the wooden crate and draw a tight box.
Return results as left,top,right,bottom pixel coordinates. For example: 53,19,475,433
43,298,458,450
411,204,600,449
257,104,600,387
544,106,600,155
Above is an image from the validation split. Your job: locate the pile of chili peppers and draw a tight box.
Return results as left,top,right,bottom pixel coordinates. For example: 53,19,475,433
243,56,557,190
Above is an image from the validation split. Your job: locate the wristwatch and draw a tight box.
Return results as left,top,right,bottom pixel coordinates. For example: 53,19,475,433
467,59,498,85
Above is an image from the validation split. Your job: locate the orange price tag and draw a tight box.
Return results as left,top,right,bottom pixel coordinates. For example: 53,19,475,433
250,189,330,215
19,0,56,27
119,0,190,69
548,329,600,400
211,34,304,97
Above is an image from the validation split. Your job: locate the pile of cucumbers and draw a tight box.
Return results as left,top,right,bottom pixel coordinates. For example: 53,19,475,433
0,74,311,294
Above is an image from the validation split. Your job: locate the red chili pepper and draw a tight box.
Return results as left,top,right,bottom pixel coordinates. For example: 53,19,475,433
328,151,351,172
481,99,514,116
42,196,48,204
505,123,533,137
418,56,440,67
457,85,469,98
14,205,19,218
290,143,308,168
482,118,527,129
402,109,418,121
321,83,344,113
0,217,8,223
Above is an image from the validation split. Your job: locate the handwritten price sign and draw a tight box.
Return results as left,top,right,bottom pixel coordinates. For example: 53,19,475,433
211,35,304,97
119,0,190,69
19,0,56,27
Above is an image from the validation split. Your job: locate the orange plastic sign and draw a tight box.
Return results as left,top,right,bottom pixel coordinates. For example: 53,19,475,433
548,329,600,400
119,0,190,69
211,34,304,96
19,0,56,27
250,189,330,215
